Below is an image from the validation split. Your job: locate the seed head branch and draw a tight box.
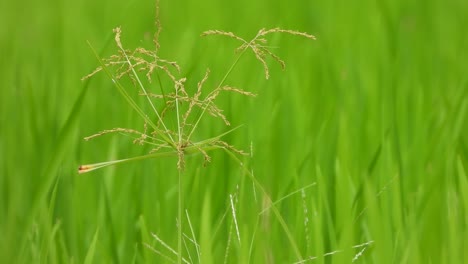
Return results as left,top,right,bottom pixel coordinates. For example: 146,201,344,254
202,27,316,79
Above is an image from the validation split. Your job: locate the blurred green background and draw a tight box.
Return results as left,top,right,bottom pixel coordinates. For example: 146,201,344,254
1,0,467,263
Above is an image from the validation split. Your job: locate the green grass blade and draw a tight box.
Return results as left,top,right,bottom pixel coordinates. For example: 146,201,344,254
18,46,103,262
84,229,99,264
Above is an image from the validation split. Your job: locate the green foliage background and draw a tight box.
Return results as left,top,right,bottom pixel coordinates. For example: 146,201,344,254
0,0,467,263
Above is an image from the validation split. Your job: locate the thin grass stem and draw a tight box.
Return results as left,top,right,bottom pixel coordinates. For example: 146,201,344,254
223,149,303,260
150,233,190,264
258,182,317,215
185,210,201,263
177,169,183,264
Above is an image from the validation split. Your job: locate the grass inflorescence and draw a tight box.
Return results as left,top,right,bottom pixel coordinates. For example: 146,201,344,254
79,19,315,173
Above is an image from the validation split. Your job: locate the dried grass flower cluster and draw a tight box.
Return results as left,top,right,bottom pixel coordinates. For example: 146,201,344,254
79,12,315,173
202,28,315,79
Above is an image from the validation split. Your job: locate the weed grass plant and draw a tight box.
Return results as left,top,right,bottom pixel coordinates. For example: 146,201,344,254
78,3,317,262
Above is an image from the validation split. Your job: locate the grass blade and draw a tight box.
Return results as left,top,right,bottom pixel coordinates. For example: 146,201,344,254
84,229,99,264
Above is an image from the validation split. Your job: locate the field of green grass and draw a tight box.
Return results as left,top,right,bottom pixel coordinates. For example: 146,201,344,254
1,0,467,263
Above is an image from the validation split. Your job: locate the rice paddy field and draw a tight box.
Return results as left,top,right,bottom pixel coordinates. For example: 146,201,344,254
1,0,467,263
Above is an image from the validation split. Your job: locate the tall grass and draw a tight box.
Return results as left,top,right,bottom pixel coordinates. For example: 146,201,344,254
0,0,467,263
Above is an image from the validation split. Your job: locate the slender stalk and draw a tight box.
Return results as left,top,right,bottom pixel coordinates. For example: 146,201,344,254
178,169,183,264
174,69,184,264
185,210,201,263
216,48,248,89
175,80,182,143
